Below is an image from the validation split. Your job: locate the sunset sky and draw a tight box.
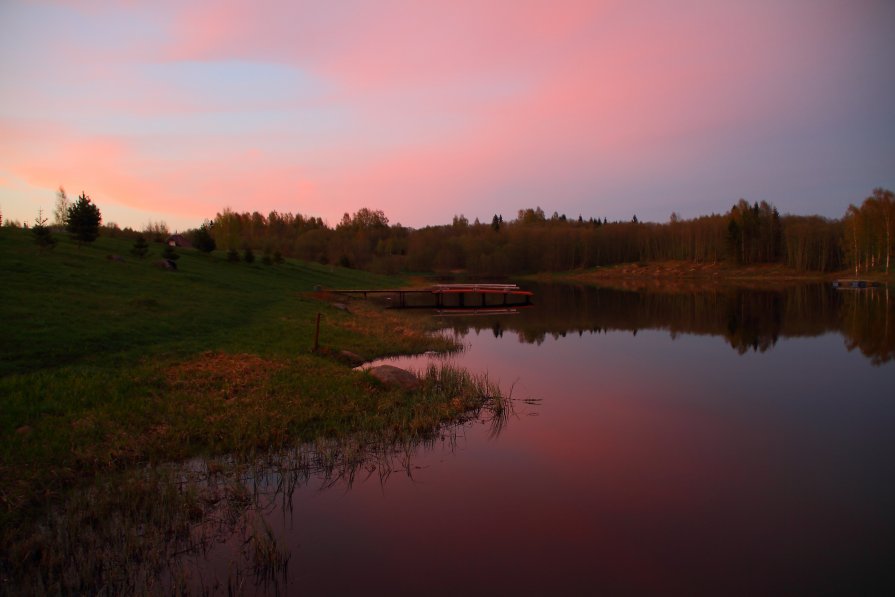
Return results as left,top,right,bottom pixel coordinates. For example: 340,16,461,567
1,0,893,231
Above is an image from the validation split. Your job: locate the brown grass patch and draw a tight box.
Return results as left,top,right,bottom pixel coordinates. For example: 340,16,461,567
532,261,843,292
166,352,285,401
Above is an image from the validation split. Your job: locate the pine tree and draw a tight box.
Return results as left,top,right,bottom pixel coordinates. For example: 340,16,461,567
191,221,216,252
32,210,56,250
131,234,149,258
66,192,101,245
162,243,180,261
243,247,255,263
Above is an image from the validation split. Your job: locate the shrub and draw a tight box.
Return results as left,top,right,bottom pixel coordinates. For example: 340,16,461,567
131,235,149,258
162,244,179,261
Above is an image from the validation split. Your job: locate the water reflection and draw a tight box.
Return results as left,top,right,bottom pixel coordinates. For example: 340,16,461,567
179,283,894,595
441,283,895,363
171,397,512,595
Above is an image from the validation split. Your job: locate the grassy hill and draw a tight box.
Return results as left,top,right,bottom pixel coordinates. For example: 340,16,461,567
1,228,398,377
1,228,471,537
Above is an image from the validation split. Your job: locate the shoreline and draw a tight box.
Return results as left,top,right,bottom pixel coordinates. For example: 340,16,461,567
524,261,894,291
0,229,500,593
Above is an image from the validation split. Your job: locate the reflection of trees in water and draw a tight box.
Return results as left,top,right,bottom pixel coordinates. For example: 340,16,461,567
840,287,895,365
444,284,894,363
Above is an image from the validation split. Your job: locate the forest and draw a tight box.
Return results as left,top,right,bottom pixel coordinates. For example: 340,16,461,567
198,188,892,277
26,187,884,277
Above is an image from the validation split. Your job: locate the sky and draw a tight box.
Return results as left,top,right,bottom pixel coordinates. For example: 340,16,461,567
1,0,893,231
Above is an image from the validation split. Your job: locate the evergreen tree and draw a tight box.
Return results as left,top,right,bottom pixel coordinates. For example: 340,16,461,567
227,248,240,262
66,192,101,245
243,247,255,263
191,220,216,252
162,243,179,261
131,234,149,258
32,210,56,250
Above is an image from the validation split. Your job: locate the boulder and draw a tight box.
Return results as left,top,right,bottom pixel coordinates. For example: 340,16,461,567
340,350,365,366
156,259,178,271
368,365,420,391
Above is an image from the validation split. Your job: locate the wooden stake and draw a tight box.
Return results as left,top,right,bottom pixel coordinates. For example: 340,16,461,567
313,312,321,352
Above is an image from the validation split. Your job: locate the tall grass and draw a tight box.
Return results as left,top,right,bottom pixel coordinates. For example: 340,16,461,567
3,363,509,595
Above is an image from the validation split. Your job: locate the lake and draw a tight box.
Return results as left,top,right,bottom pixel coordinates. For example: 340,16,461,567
192,283,895,595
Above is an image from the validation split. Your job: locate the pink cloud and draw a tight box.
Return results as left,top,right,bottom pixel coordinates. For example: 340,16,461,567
3,1,891,227
0,120,323,226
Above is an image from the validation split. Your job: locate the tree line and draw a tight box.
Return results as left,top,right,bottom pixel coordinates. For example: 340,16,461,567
17,186,892,276
201,188,893,276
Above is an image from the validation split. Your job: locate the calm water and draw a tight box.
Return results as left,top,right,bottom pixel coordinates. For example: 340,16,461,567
199,283,894,595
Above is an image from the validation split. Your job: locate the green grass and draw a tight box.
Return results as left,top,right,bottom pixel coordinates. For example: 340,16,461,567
0,226,508,593
0,228,472,538
3,358,508,595
1,228,395,377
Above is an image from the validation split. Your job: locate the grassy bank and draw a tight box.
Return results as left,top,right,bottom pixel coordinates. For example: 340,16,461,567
0,227,505,591
527,260,895,292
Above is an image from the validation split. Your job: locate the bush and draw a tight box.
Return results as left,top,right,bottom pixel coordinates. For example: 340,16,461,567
131,235,149,259
162,244,180,261
191,221,216,253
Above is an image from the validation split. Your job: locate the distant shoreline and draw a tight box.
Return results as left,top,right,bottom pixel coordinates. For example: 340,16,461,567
524,261,894,291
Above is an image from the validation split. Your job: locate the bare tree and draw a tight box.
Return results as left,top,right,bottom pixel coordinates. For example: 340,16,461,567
53,186,70,227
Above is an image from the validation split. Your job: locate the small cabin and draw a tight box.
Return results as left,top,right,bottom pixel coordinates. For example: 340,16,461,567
166,234,191,248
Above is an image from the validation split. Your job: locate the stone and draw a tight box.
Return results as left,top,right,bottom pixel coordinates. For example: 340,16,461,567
340,350,365,366
368,365,420,391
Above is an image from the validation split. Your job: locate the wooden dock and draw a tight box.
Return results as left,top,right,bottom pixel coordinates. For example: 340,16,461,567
334,283,534,309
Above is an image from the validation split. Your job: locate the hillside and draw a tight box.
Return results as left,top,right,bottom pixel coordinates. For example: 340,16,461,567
1,228,466,549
